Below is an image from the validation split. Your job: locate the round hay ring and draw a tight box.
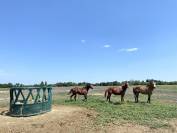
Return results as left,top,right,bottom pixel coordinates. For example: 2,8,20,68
9,86,52,117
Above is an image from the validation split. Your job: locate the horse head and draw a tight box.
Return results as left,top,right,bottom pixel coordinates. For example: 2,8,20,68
86,84,94,90
122,81,129,90
149,80,156,89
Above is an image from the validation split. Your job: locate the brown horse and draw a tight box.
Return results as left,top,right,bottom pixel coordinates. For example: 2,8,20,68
105,82,129,102
68,84,93,101
133,81,156,103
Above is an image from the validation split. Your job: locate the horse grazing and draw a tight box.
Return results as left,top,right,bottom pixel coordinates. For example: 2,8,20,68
133,81,156,103
105,82,129,102
68,84,93,101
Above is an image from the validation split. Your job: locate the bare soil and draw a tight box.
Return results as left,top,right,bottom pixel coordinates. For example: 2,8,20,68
0,106,96,133
0,105,177,133
0,87,177,133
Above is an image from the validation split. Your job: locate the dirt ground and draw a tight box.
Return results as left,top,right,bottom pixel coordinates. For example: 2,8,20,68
0,105,177,133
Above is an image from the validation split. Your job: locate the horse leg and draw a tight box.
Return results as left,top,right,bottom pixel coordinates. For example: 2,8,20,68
136,93,139,103
121,95,124,102
106,95,108,101
149,94,152,103
106,94,109,102
107,93,110,102
147,94,151,103
70,94,74,101
147,95,149,103
74,94,77,101
108,93,111,103
134,95,137,103
84,94,87,101
134,93,137,103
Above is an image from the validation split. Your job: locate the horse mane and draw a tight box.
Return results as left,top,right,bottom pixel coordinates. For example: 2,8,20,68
122,83,128,90
84,84,91,91
146,82,155,90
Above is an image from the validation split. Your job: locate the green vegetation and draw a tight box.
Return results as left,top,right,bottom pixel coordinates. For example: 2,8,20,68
0,83,13,88
53,85,177,129
1,80,177,88
0,84,177,129
54,95,177,128
55,80,177,87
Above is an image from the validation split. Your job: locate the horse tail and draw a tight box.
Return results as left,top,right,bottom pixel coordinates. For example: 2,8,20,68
68,89,73,95
105,89,108,98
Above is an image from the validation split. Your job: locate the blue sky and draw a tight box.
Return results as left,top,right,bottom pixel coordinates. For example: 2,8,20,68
0,0,177,84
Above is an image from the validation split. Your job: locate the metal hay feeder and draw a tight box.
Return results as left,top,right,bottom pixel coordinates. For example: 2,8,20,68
9,86,52,117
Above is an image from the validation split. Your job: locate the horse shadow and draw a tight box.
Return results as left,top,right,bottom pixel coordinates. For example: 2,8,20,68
0,110,11,117
65,99,87,103
113,102,122,105
109,100,149,106
126,100,151,105
108,101,122,105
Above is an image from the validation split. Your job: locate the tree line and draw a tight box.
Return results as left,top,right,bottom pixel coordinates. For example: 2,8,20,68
55,80,177,86
1,80,177,88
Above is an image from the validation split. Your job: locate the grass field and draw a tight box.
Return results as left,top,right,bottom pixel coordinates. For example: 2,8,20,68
53,85,177,129
0,85,177,130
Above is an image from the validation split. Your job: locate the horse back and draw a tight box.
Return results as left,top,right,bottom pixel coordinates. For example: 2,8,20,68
109,87,123,94
133,86,151,94
73,87,87,94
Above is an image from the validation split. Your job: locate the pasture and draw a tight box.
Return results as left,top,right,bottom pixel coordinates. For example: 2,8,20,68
0,85,177,133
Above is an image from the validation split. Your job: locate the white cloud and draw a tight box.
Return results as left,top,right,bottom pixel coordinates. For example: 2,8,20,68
81,40,86,44
104,45,111,48
119,48,139,52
